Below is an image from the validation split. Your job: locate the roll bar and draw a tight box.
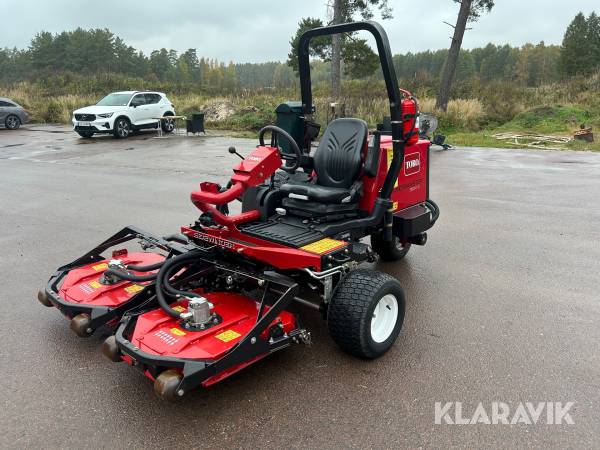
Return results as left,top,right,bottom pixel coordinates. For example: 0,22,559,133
298,20,404,200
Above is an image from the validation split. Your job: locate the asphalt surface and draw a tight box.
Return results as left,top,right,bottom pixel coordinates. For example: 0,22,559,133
1,125,599,449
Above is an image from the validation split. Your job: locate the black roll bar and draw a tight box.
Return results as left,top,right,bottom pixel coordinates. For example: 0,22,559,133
298,20,405,202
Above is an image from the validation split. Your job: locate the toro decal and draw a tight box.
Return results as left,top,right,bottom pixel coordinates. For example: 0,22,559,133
404,152,421,176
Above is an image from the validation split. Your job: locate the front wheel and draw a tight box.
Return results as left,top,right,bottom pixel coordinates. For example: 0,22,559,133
371,233,411,262
113,117,131,139
5,114,21,130
328,269,405,359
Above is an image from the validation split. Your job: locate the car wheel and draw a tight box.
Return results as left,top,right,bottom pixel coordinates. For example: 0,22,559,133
113,117,131,139
77,131,94,138
327,269,405,359
5,115,21,130
161,116,175,133
371,233,411,262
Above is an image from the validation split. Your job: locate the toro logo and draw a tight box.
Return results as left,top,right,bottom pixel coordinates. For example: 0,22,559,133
194,231,235,249
404,152,421,176
247,156,263,162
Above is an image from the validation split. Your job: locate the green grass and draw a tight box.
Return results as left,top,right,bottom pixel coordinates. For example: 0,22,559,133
498,105,597,134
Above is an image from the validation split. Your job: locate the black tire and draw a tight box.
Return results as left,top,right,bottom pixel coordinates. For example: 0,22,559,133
154,369,183,402
70,313,93,338
371,233,411,262
161,115,175,133
5,114,21,130
328,269,405,359
77,131,94,138
113,117,131,139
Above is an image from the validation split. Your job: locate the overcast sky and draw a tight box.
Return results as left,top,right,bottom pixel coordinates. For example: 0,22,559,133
0,0,597,62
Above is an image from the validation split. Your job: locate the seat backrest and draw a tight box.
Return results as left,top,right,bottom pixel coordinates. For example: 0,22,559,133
313,118,368,189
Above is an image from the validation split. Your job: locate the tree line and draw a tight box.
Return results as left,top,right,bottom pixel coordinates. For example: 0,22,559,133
0,11,598,95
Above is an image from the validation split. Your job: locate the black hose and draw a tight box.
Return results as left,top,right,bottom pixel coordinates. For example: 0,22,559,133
103,268,157,282
161,259,206,298
155,251,203,318
426,199,440,224
126,260,164,272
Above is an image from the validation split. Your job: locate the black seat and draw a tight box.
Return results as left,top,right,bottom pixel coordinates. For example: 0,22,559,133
280,118,368,220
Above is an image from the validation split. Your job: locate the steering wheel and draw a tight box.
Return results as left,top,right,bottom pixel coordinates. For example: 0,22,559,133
258,125,302,173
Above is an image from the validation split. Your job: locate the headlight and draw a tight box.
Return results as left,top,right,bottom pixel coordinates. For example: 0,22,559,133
97,113,113,118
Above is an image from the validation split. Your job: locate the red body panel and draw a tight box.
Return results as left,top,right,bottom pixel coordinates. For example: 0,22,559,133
59,252,164,307
379,136,429,211
129,292,297,361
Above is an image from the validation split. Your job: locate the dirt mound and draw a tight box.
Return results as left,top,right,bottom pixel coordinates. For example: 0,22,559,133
201,100,236,122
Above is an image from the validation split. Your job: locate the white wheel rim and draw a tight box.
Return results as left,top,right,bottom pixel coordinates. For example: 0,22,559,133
370,294,398,343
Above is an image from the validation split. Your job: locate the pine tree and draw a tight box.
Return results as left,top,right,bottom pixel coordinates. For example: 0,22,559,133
586,12,600,73
560,12,592,76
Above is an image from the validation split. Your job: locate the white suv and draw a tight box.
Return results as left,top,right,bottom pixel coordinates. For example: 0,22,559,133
72,91,176,139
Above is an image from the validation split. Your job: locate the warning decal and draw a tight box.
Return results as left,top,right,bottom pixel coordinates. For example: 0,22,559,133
124,284,144,294
301,238,347,255
92,262,108,271
386,148,399,188
215,330,242,342
170,328,187,336
172,305,186,313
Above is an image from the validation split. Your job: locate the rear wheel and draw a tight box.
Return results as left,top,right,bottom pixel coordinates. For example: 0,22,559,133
328,269,405,359
371,233,411,262
113,117,131,139
77,131,94,138
161,115,175,133
5,114,21,130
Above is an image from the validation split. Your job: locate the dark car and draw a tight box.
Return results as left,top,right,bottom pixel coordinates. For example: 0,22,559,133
0,97,30,129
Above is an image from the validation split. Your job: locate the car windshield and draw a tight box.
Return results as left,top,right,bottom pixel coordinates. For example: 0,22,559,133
96,93,133,106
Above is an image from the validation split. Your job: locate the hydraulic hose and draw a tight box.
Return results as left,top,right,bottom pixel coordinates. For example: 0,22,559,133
103,268,158,282
161,259,208,298
155,251,203,318
126,260,164,272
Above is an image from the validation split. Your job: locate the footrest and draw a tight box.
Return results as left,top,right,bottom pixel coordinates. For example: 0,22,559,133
240,220,324,247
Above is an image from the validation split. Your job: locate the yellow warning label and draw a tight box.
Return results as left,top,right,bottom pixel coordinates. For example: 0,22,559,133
172,305,186,313
393,201,399,211
215,330,241,342
301,238,347,255
124,284,144,294
387,148,399,188
88,280,102,289
170,328,187,336
92,262,108,271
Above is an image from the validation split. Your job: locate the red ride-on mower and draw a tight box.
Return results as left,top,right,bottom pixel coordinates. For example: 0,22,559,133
40,21,439,401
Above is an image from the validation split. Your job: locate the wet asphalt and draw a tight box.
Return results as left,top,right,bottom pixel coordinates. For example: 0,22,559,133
0,125,599,449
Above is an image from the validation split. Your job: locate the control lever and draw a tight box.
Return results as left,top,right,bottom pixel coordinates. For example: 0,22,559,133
228,146,244,160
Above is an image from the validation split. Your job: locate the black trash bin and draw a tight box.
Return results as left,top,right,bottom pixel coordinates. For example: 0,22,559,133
275,102,306,155
186,113,205,135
